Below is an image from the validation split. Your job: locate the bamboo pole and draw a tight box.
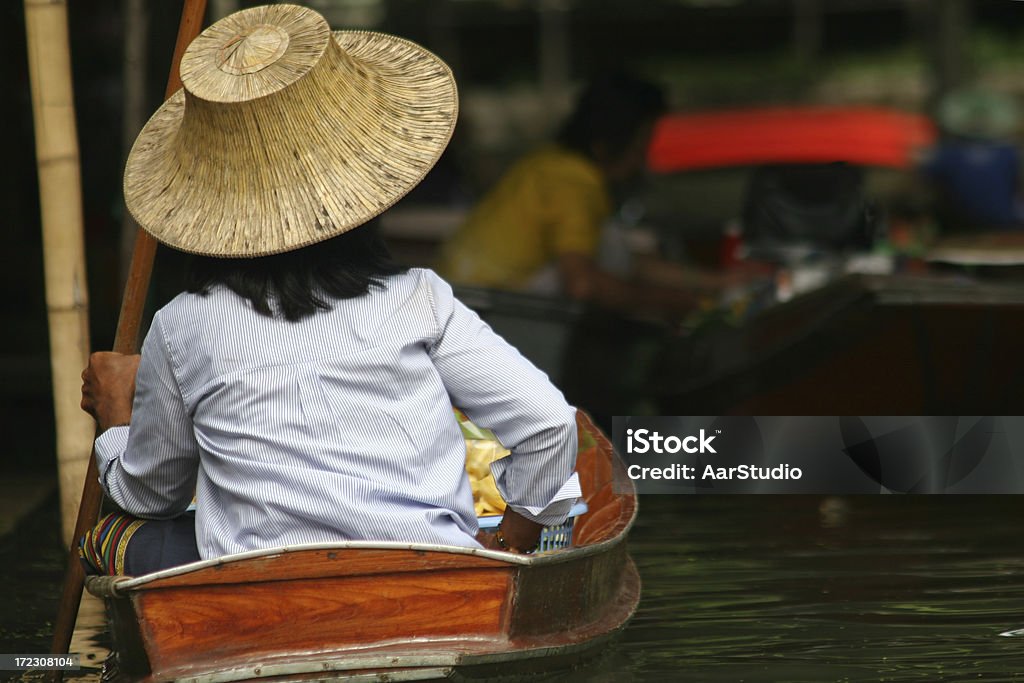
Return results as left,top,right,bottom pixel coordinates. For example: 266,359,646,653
24,0,95,549
48,0,208,661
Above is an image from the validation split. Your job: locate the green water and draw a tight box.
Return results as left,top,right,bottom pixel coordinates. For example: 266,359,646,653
4,495,1024,681
567,496,1024,681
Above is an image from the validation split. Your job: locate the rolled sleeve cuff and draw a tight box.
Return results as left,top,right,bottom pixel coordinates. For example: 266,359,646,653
94,425,130,487
491,469,582,527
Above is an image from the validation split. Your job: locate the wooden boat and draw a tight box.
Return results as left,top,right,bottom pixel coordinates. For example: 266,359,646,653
655,273,1024,415
85,412,639,682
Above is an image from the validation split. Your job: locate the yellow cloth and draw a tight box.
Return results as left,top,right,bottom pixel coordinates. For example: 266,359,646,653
437,147,612,289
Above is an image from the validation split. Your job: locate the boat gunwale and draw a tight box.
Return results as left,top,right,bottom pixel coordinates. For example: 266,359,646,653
87,497,635,596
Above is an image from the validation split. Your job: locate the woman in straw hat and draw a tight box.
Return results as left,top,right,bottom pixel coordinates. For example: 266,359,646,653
79,4,578,575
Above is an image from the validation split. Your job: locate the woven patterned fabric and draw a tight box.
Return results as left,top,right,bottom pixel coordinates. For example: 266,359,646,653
79,513,147,576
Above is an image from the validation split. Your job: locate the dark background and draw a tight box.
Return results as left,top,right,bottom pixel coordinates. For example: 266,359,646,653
5,0,1024,477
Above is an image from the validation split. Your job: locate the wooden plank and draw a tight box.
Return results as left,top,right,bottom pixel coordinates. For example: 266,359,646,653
135,567,513,677
581,482,616,527
573,497,625,545
509,544,628,638
577,414,613,496
575,445,600,503
573,414,635,545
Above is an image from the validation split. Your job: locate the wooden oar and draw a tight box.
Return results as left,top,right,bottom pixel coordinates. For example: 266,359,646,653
49,0,208,662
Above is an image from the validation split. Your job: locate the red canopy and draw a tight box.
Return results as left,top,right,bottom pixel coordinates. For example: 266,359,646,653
647,106,936,173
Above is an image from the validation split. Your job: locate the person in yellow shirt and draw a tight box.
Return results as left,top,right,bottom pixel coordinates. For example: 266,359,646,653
438,145,613,290
438,74,704,313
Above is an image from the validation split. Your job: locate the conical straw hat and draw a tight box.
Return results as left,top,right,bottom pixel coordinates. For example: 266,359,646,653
124,4,458,257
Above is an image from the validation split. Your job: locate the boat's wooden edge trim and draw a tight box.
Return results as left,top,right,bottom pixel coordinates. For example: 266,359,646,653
171,660,456,683
159,646,492,683
93,533,633,594
101,542,523,591
167,633,626,683
575,411,638,545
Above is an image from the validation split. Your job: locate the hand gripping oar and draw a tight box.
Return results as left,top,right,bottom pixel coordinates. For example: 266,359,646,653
49,0,207,664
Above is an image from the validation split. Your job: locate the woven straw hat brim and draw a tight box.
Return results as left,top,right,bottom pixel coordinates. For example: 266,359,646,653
124,8,457,257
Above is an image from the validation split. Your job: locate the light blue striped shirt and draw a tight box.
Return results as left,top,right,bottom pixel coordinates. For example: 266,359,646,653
94,268,577,560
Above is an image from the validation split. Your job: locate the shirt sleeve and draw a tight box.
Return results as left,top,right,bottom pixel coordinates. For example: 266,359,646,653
94,312,200,519
425,271,578,526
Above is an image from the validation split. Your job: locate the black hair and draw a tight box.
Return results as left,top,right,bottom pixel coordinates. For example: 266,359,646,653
184,222,407,322
557,73,667,161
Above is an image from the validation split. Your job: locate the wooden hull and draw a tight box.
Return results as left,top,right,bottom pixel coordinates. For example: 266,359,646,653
657,274,1024,414
87,413,638,682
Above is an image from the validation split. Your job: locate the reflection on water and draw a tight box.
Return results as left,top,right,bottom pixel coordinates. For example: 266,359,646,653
0,496,107,682
5,495,1024,681
64,595,108,682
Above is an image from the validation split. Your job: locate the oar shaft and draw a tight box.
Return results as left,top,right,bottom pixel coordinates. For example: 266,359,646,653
49,0,207,662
